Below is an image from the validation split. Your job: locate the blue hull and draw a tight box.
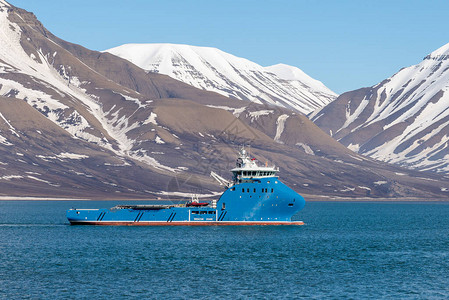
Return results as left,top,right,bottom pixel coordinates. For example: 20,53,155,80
67,177,305,226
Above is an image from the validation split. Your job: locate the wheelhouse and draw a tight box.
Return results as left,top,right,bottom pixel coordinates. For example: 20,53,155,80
230,148,279,183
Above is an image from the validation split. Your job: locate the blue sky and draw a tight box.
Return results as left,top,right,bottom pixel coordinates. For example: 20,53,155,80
8,0,449,94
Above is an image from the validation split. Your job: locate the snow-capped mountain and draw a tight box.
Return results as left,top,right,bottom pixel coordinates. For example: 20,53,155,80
311,43,449,173
1,0,448,198
105,43,337,115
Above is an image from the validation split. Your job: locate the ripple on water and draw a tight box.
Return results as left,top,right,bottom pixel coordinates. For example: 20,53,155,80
0,201,448,299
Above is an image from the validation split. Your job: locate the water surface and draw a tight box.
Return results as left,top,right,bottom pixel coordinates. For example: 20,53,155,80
0,201,448,299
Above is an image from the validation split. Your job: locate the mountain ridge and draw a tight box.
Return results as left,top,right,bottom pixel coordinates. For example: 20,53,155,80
0,1,448,199
311,42,449,173
105,43,337,115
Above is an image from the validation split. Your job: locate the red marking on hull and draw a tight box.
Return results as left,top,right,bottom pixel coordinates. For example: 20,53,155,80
69,221,305,226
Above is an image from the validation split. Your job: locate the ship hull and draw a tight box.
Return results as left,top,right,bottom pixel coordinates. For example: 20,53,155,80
68,220,305,226
67,176,306,226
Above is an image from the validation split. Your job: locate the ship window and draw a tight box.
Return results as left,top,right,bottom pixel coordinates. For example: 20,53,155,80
200,211,207,215
222,203,226,210
231,187,235,191
208,211,216,214
242,188,245,193
271,188,274,193
288,203,294,207
192,211,199,214
243,171,247,176
254,188,256,192
252,171,256,176
247,188,250,193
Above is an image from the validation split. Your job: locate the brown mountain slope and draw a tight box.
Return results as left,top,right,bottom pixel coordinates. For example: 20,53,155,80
311,44,449,174
0,1,448,199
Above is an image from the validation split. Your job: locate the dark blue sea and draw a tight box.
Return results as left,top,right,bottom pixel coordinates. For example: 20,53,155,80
0,201,448,299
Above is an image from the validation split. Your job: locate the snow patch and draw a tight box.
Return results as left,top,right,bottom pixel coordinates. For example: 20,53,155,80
358,186,372,191
27,175,59,186
373,181,388,185
296,143,314,155
274,114,289,142
156,191,222,198
155,136,165,144
248,110,273,121
0,175,23,180
57,152,89,160
0,112,19,137
347,143,360,152
36,152,88,161
340,186,356,192
0,134,12,146
143,112,158,125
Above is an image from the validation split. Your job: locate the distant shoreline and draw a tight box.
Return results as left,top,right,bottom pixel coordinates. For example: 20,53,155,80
1,196,448,202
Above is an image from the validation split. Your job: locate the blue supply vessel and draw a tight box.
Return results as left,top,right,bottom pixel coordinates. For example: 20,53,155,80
67,148,305,225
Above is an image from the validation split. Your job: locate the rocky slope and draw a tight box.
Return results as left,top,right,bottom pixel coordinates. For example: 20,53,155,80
0,0,448,199
311,43,449,174
105,43,337,115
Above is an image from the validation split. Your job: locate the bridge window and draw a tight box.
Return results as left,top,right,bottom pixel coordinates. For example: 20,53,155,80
243,171,247,176
200,211,207,215
192,211,199,214
208,211,216,214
